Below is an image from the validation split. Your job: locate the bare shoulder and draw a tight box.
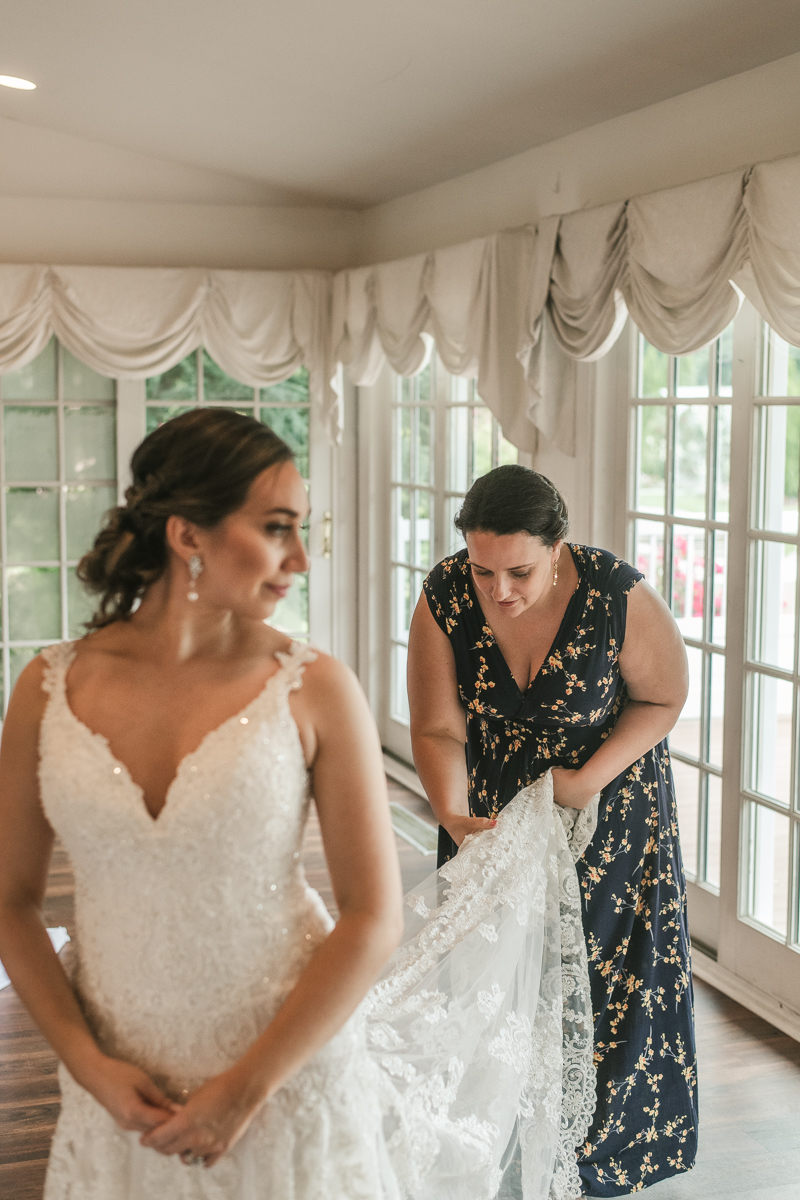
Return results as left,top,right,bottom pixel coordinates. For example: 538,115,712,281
624,578,676,633
297,649,364,710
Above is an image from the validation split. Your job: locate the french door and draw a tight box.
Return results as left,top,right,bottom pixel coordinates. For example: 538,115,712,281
627,300,800,1018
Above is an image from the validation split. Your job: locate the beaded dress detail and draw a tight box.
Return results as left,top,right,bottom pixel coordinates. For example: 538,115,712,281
38,640,388,1200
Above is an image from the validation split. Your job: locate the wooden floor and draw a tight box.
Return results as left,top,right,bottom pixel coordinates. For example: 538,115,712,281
2,782,800,1199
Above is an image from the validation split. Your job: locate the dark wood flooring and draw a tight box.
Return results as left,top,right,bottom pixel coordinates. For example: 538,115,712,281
2,783,799,1198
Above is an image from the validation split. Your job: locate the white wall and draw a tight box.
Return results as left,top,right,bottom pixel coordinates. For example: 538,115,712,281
357,52,800,265
0,116,360,270
0,53,797,272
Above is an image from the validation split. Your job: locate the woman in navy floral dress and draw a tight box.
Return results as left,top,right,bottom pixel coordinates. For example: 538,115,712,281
408,465,698,1197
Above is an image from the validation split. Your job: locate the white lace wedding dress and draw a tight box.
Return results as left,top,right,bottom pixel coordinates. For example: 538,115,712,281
38,640,595,1200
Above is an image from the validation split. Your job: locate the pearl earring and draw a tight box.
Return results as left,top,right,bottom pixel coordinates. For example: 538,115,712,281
552,559,559,588
187,555,203,602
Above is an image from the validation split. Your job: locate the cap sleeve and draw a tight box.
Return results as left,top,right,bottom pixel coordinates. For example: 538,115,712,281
422,560,451,635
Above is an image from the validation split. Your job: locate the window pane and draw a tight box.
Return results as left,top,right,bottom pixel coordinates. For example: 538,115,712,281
498,431,518,466
269,573,308,638
711,530,728,647
671,525,705,640
8,566,61,640
706,775,722,888
450,377,471,404
394,487,411,564
747,672,794,804
765,327,800,397
755,405,800,535
259,368,309,406
634,406,667,514
751,539,796,672
746,802,790,936
391,642,410,723
673,405,708,517
676,345,710,399
671,757,699,877
415,408,433,486
671,645,703,760
9,646,41,694
416,364,431,403
716,324,733,397
446,495,465,555
202,350,253,401
260,407,309,478
62,349,115,401
146,354,197,400
1,339,56,401
413,490,432,569
4,407,58,481
392,566,413,643
67,567,95,638
713,405,731,521
634,519,665,595
146,404,194,434
708,653,725,769
396,407,411,483
448,405,469,493
399,377,412,404
6,488,59,562
638,336,669,398
472,407,492,482
66,486,116,561
65,406,116,481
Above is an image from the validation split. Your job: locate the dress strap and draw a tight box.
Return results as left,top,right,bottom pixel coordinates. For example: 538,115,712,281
39,641,78,699
274,640,318,693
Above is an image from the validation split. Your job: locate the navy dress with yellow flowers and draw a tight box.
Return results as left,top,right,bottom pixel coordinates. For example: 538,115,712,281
424,544,698,1197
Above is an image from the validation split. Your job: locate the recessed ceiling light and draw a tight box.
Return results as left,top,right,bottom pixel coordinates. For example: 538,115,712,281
0,76,36,91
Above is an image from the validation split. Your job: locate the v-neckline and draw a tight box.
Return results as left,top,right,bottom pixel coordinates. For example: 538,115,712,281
467,543,586,698
60,644,300,825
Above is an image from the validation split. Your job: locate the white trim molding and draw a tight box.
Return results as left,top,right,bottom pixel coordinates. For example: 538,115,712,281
692,947,800,1044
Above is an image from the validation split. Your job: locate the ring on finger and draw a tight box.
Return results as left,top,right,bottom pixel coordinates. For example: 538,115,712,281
180,1150,205,1166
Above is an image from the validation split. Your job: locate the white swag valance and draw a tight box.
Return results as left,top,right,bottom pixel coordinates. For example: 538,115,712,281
333,151,800,453
0,265,339,438
0,153,797,454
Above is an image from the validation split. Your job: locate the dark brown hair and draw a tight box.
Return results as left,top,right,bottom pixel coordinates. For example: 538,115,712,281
454,464,569,546
78,408,293,628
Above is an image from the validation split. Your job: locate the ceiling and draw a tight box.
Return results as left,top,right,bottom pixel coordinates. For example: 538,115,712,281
1,0,798,209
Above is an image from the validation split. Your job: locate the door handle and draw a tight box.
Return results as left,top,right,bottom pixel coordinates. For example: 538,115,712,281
321,510,332,559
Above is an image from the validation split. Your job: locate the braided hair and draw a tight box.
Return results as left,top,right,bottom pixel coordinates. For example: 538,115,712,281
77,408,293,629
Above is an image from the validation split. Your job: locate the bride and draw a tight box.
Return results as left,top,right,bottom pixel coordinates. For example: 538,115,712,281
0,408,595,1199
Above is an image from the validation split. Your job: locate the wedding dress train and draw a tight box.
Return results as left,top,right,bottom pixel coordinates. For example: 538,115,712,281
38,640,595,1200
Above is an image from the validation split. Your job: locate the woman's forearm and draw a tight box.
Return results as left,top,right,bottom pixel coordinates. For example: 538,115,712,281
411,731,469,830
580,699,681,797
0,903,105,1084
231,910,400,1107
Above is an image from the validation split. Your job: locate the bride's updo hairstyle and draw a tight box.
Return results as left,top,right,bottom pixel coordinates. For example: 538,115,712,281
78,408,293,629
454,464,569,546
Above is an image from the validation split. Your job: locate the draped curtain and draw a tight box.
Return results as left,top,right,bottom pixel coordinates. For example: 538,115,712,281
333,152,800,454
0,265,339,439
0,154,798,453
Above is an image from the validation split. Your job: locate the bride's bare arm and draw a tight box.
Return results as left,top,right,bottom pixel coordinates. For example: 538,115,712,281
0,659,176,1132
142,654,404,1166
551,581,689,809
407,595,496,846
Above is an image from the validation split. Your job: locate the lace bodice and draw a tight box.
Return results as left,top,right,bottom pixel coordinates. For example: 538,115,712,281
38,639,331,1094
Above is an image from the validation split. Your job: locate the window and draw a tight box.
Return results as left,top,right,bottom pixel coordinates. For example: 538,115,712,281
630,330,732,889
0,338,116,709
745,327,800,939
146,349,311,639
389,354,518,725
626,305,800,1012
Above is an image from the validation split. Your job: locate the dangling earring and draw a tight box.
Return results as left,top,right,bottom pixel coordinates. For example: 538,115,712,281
187,555,203,602
552,558,559,588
